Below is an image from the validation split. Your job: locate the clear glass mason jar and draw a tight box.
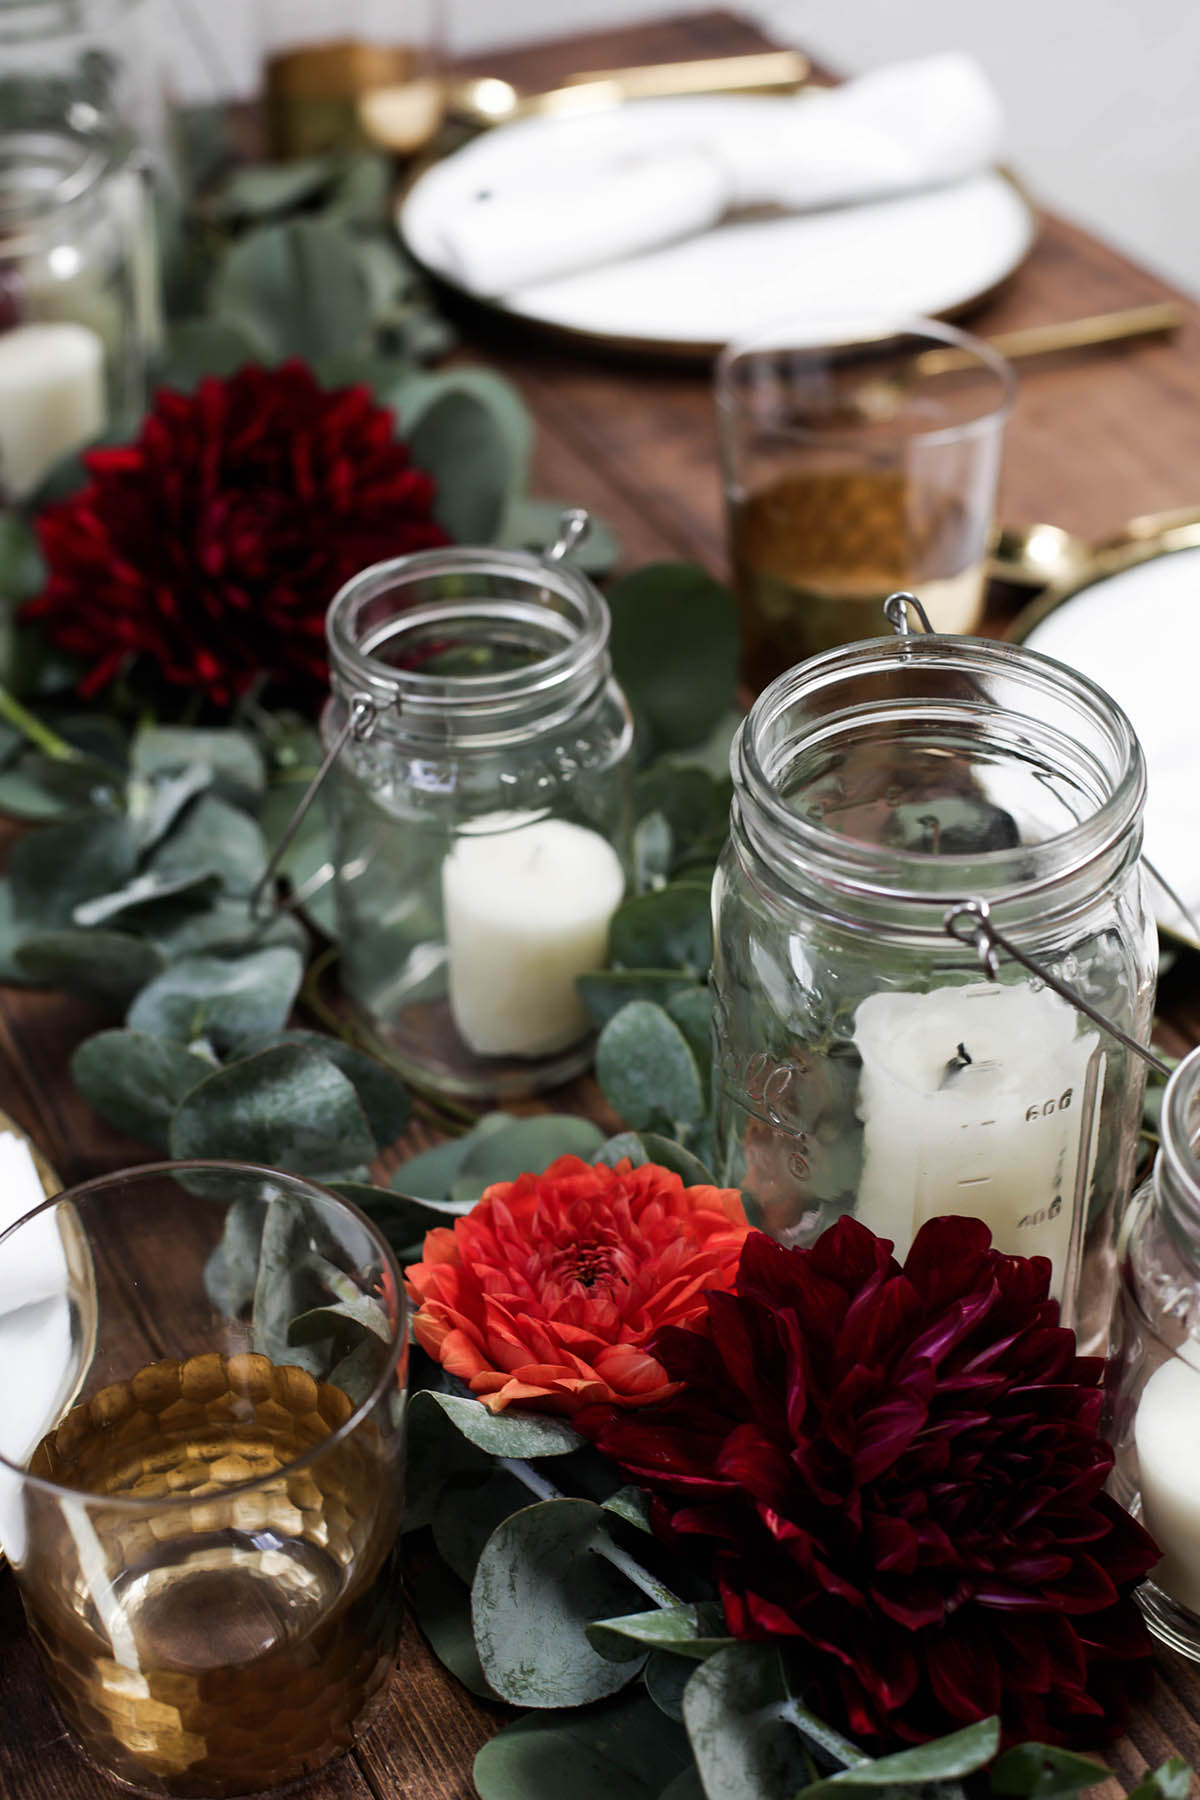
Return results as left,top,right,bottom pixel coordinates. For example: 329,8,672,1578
0,123,153,499
711,632,1156,1349
1108,1047,1200,1660
322,547,634,1099
0,0,167,169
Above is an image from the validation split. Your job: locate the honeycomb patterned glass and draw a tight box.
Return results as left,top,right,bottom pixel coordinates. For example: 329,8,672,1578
715,317,1015,689
0,1161,409,1797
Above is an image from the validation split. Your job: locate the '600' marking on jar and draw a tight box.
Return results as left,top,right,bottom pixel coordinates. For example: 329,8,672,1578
1026,1088,1074,1122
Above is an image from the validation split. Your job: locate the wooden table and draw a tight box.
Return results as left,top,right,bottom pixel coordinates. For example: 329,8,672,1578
3,12,1200,1799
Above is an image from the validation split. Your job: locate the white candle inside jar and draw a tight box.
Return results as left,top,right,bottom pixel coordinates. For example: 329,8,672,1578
1134,1351,1200,1615
442,812,625,1059
0,322,105,499
854,981,1102,1295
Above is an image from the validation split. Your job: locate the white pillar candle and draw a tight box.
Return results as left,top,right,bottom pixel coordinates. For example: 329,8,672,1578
442,812,626,1059
853,981,1102,1295
0,321,106,500
1134,1351,1200,1615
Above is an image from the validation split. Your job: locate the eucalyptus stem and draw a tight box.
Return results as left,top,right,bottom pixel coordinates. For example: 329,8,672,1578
0,683,78,762
498,1455,682,1611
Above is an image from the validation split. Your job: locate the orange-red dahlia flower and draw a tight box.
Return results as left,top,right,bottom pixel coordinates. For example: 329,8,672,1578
405,1154,749,1415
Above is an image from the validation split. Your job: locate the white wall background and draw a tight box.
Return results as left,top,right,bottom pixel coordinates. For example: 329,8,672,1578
170,0,1200,293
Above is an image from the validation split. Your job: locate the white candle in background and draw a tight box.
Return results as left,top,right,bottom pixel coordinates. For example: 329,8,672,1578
853,981,1102,1296
1135,1350,1200,1615
442,812,626,1058
0,321,105,500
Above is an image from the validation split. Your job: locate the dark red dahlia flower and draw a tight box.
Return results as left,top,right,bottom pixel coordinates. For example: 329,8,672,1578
25,362,448,706
590,1216,1159,1750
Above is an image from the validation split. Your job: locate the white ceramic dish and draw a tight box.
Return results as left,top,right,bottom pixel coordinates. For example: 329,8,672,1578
399,96,1037,354
1019,545,1200,951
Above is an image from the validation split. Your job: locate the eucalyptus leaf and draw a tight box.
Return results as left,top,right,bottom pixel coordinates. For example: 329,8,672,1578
216,155,335,219
138,895,307,960
610,884,712,977
595,1003,705,1135
0,749,123,822
131,726,266,806
474,1695,691,1800
148,793,268,896
1128,1761,1194,1800
594,1131,650,1169
602,1486,653,1533
389,1112,511,1202
168,1043,376,1178
665,986,713,1087
991,1744,1112,1798
646,1651,695,1724
72,1029,214,1149
204,1195,262,1316
633,810,674,891
9,814,136,931
241,1030,410,1149
127,764,214,855
435,1466,533,1585
588,1604,733,1665
418,1389,585,1459
682,1645,830,1800
450,1113,606,1206
328,1180,457,1260
161,318,263,385
17,929,165,999
213,218,370,362
403,1385,492,1534
408,381,520,543
803,1718,1000,1795
288,1293,391,1347
252,1184,327,1368
471,1498,648,1707
633,765,731,864
578,969,698,1031
636,1133,717,1186
128,946,304,1055
0,882,37,984
607,564,738,752
0,511,44,604
405,1553,496,1700
73,869,222,928
328,1337,375,1406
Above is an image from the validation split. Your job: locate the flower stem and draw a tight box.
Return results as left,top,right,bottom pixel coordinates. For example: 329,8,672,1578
0,684,78,762
498,1455,682,1610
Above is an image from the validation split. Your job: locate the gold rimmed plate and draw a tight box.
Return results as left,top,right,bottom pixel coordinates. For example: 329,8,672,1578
1011,516,1200,952
398,96,1038,359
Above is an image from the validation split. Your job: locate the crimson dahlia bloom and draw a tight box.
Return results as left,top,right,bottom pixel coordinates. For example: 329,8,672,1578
406,1155,750,1415
26,362,448,706
591,1216,1159,1749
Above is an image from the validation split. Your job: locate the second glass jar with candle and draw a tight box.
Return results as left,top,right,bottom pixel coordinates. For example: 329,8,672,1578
322,547,633,1098
711,633,1156,1350
1108,1047,1200,1660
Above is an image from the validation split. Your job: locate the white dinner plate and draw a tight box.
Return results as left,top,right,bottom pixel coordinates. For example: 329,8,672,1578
1016,544,1200,951
398,97,1037,355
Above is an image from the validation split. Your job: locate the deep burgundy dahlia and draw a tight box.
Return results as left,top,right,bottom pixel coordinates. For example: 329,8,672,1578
591,1216,1159,1749
25,362,448,706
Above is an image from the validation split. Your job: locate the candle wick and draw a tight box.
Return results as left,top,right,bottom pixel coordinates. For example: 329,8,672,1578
940,1042,974,1088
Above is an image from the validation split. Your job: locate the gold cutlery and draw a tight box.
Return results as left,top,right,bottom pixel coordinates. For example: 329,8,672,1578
361,49,810,148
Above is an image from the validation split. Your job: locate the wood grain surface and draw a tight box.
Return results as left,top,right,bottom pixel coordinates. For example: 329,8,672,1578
2,12,1200,1799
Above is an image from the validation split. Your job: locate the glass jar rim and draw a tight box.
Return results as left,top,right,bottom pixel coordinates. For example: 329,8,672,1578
325,545,612,728
733,632,1146,910
0,1159,408,1509
714,311,1017,449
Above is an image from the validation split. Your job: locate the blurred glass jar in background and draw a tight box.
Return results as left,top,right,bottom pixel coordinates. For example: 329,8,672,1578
716,317,1014,691
1109,1046,1200,1661
0,0,169,171
0,124,154,500
260,0,444,160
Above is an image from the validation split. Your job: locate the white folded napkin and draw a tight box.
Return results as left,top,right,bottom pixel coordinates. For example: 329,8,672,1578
436,54,1005,297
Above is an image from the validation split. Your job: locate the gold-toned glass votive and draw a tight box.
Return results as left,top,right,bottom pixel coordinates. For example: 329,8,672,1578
260,0,444,158
715,317,1015,689
0,1161,408,1798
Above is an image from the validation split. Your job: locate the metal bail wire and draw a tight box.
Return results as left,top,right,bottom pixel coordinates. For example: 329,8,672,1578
250,694,377,916
944,898,1171,1077
884,591,936,636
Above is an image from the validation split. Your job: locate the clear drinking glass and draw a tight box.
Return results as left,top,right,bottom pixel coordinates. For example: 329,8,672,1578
0,122,155,500
715,317,1015,689
259,0,443,159
1109,1047,1200,1660
710,633,1156,1354
322,545,634,1099
0,1161,408,1797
